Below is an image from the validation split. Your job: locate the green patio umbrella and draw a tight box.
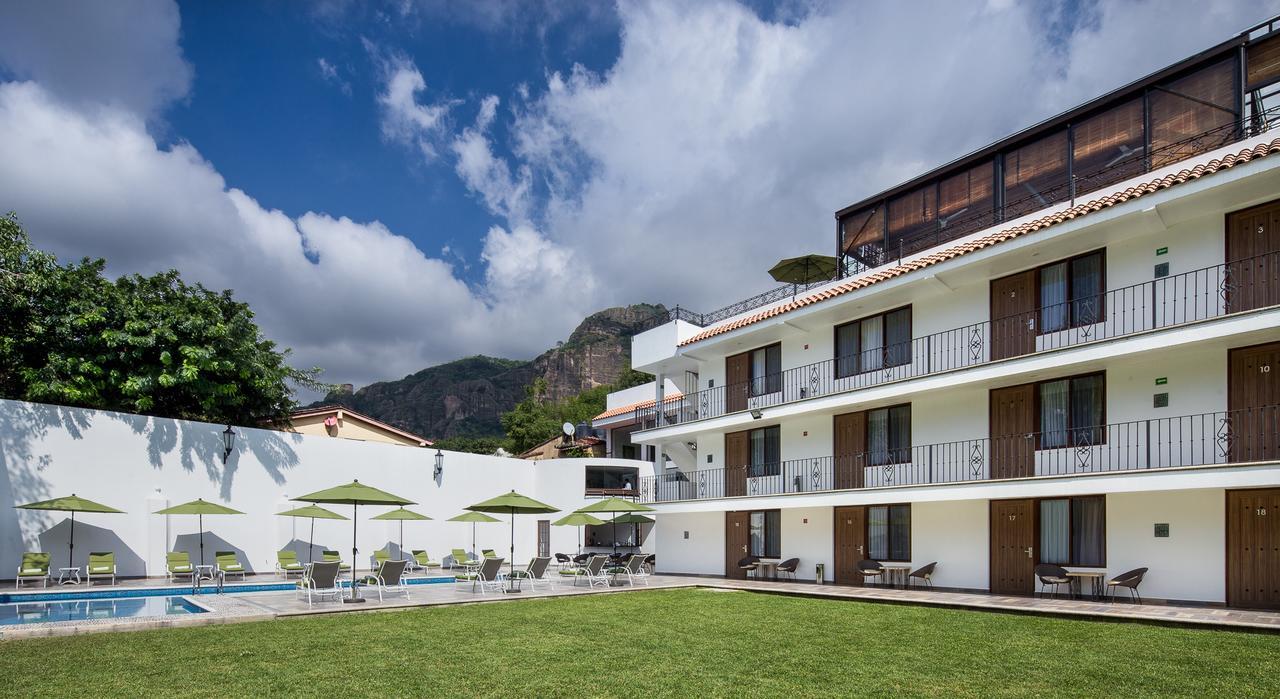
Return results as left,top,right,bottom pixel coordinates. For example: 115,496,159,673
611,513,655,552
552,512,605,556
275,504,347,564
576,497,655,554
447,511,501,558
370,506,432,557
15,494,125,571
466,490,559,592
154,498,244,567
768,254,838,285
294,480,413,602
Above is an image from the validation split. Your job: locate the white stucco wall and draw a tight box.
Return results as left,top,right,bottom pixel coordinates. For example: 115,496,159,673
1105,488,1225,603
910,499,989,591
652,511,724,576
0,398,650,578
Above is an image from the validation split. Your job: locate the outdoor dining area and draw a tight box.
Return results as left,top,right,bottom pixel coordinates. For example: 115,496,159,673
10,485,660,608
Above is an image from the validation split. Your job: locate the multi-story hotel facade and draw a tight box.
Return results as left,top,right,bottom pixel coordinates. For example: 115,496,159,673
604,18,1280,608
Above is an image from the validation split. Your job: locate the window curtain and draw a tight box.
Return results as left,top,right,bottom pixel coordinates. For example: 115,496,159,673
1070,374,1105,446
749,429,765,477
765,345,782,394
889,404,911,464
868,408,890,466
885,309,912,367
750,349,768,396
1070,254,1103,326
861,316,884,371
749,512,765,556
889,504,911,561
1040,379,1069,449
836,322,860,377
1040,499,1069,564
1072,497,1105,566
868,505,888,560
765,510,781,558
1040,262,1068,332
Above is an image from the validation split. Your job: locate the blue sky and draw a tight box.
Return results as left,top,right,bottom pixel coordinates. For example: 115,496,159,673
1,0,1277,397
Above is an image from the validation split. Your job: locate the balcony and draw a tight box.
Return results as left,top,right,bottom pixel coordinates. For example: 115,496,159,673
638,405,1279,503
635,251,1280,431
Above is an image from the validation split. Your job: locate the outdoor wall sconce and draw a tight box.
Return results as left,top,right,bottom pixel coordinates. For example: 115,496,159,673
221,425,236,464
750,409,763,420
433,448,444,479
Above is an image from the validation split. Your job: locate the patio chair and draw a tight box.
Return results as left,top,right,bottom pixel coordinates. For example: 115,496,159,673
362,559,411,602
856,559,884,586
216,551,246,581
505,556,553,591
450,548,477,569
481,549,498,559
454,556,505,594
276,550,306,579
296,561,342,607
86,552,116,586
15,552,50,588
1034,564,1070,598
166,551,194,583
322,550,351,573
1106,567,1148,604
776,557,800,581
554,553,573,571
606,555,649,587
411,550,441,572
373,548,393,570
737,555,760,579
643,553,656,574
909,562,937,589
560,555,607,587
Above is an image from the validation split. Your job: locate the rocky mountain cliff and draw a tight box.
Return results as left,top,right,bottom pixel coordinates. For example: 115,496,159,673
314,304,667,439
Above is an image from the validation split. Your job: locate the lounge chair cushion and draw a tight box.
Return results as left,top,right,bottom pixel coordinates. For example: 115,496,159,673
454,573,480,581
89,565,113,573
19,568,45,576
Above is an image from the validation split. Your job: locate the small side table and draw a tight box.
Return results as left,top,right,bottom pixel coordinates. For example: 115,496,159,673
754,560,779,581
881,564,912,588
194,564,216,582
57,566,81,585
1065,571,1105,600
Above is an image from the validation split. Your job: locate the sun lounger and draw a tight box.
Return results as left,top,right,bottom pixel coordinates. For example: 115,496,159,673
15,552,50,588
296,561,342,607
216,551,246,581
166,551,194,583
86,552,116,586
322,550,351,573
454,556,504,594
362,559,411,602
559,555,608,587
606,554,649,586
504,556,552,591
450,548,478,569
410,550,441,572
276,550,306,578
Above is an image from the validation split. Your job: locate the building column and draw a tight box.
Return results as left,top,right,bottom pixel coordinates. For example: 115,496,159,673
653,373,665,471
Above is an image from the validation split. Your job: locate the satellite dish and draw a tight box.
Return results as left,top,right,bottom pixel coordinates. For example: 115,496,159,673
562,422,575,437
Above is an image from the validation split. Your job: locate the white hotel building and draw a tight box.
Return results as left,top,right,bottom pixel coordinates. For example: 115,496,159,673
601,19,1280,608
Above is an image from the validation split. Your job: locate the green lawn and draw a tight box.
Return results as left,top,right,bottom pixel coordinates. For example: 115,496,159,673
3,589,1278,697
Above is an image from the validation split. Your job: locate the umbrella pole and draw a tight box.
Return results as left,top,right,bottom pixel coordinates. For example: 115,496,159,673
399,520,404,558
508,512,516,592
199,513,205,568
346,503,362,602
68,511,75,571
309,518,315,564
613,514,618,555
471,522,476,557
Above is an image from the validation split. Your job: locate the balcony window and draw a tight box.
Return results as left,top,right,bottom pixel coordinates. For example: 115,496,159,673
840,206,885,268
1039,250,1105,332
748,425,781,478
585,466,639,495
868,504,911,561
1072,98,1145,195
1039,496,1105,566
1003,130,1069,219
1150,58,1238,169
749,510,781,558
835,307,911,378
749,344,782,397
868,404,911,466
937,160,996,238
1038,373,1106,450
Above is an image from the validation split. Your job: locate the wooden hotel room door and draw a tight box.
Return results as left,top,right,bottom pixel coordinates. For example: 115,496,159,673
725,430,749,498
990,269,1037,360
833,505,867,586
1228,342,1280,463
1226,200,1280,313
990,383,1036,479
725,511,751,579
1227,489,1280,609
834,411,867,490
990,499,1036,595
726,352,750,414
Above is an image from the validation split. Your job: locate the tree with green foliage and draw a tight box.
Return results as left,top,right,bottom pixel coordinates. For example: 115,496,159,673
430,435,513,456
0,212,327,424
499,368,654,453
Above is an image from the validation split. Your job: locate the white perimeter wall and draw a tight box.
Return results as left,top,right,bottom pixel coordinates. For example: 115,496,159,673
0,399,650,578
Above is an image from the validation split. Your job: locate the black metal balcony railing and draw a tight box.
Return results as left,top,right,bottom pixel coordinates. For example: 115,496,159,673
635,251,1280,430
638,405,1280,503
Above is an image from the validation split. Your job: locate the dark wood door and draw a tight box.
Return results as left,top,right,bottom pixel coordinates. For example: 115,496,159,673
833,506,867,585
725,511,751,579
990,383,1036,479
537,519,550,558
726,352,750,414
990,269,1038,360
1227,489,1280,609
834,411,867,490
990,499,1036,595
1226,200,1280,313
724,430,749,497
1228,342,1280,463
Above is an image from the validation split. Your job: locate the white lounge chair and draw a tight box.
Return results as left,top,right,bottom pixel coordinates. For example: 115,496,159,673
454,556,505,594
295,561,342,607
362,559,411,602
606,555,649,586
504,556,552,591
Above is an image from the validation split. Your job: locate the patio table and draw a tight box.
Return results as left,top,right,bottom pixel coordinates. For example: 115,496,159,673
1065,570,1105,600
754,560,780,580
56,566,81,585
194,564,216,582
881,564,912,588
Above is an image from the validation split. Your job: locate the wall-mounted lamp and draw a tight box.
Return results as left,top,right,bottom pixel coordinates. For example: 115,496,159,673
750,409,763,420
685,441,697,451
221,425,236,464
433,448,444,479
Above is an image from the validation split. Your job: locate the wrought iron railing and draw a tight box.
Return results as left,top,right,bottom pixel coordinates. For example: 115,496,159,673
638,405,1279,503
634,250,1279,430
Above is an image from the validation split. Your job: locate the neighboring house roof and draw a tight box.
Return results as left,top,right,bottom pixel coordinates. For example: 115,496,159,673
592,391,685,422
515,434,606,460
277,405,434,447
679,138,1280,348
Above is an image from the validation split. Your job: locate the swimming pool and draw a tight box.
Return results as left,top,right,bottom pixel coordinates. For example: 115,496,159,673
0,596,206,626
0,575,455,605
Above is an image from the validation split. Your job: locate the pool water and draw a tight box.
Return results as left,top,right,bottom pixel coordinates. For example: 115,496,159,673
0,596,205,626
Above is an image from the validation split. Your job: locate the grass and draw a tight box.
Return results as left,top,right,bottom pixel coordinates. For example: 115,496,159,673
2,588,1278,697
